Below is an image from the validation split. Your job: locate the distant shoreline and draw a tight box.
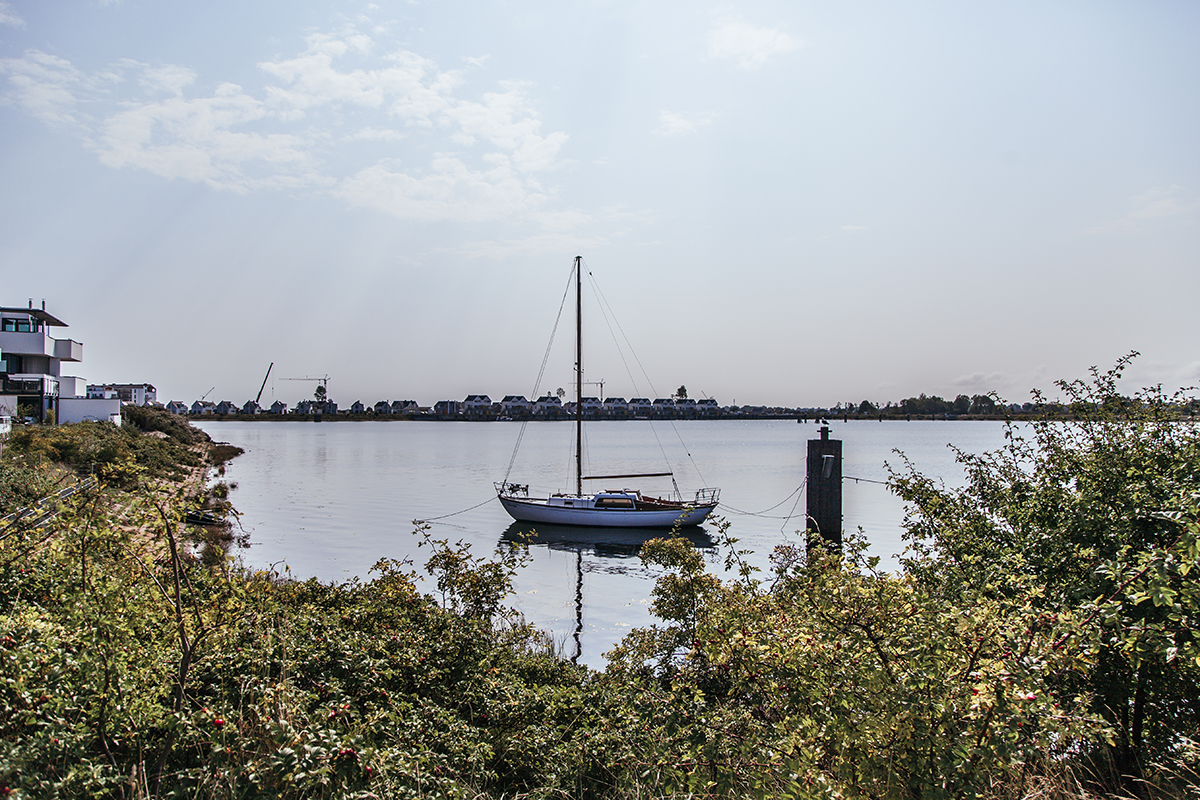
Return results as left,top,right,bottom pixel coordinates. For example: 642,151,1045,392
190,413,1028,423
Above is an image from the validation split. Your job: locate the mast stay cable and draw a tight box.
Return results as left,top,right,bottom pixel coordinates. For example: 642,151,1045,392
503,267,576,485
586,270,709,489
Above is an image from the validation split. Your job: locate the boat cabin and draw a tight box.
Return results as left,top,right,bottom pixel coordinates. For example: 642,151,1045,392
548,491,640,510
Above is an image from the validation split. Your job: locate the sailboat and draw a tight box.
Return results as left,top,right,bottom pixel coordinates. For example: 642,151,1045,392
495,256,719,528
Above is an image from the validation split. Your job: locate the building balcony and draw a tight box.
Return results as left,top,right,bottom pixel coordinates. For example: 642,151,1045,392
0,331,55,358
2,374,58,396
54,338,83,362
60,376,86,398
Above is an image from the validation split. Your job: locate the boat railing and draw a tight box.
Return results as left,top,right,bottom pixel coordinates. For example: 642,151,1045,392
694,487,720,505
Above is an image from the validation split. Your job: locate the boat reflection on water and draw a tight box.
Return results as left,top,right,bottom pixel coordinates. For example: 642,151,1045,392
500,522,716,663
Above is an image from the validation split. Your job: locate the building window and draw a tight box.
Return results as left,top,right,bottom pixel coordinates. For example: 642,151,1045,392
3,318,42,332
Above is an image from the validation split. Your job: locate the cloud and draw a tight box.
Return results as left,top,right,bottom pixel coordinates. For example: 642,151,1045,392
1173,360,1200,386
840,224,867,233
709,18,800,70
137,63,198,96
0,27,570,224
442,82,568,171
1126,185,1194,221
0,2,23,27
0,50,100,125
259,33,460,123
1086,185,1196,234
333,155,546,222
93,83,322,191
348,126,407,142
448,209,608,258
950,371,1008,390
655,110,716,137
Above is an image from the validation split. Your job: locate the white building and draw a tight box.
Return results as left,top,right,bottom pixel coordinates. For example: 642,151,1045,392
87,385,119,400
629,398,653,417
500,395,531,416
87,383,157,406
534,395,562,417
602,397,628,417
0,303,114,424
463,394,491,417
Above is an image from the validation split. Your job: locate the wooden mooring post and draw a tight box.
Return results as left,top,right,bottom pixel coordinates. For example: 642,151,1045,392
806,425,842,551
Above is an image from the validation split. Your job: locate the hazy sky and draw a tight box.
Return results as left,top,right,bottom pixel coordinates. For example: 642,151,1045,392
2,1,1197,408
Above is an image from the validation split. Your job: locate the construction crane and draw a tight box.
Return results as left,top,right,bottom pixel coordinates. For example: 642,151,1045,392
254,362,274,405
281,375,329,400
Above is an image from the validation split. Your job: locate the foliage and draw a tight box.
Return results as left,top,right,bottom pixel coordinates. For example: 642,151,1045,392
0,456,62,514
416,524,533,623
122,405,208,445
2,419,204,488
606,528,1107,799
0,484,638,798
890,354,1200,787
2,361,1198,798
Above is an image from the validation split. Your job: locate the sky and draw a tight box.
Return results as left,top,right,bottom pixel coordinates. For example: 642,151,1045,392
1,0,1197,409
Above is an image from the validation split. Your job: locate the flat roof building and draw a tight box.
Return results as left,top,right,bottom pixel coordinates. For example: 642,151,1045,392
0,303,85,422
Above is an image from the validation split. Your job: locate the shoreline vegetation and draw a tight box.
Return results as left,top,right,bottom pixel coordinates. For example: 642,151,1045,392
2,358,1198,798
180,400,1200,424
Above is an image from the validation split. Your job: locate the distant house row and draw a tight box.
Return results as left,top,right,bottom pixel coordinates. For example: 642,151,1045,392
455,394,722,418
168,394,731,419
173,398,422,416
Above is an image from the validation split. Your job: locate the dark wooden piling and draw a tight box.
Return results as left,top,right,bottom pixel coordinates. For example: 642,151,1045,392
806,425,842,551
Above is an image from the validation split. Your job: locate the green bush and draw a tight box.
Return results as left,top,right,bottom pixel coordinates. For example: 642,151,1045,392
0,457,62,514
890,355,1200,788
3,418,204,486
123,405,208,445
2,359,1196,799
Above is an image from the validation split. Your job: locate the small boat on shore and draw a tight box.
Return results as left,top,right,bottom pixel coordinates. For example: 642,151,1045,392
496,256,719,529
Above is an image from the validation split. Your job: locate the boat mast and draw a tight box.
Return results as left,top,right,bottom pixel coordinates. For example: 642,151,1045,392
574,255,583,497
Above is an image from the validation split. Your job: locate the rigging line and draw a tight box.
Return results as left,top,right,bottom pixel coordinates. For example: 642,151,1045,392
504,265,576,484
582,268,684,484
581,421,592,490
780,478,807,534
584,271,709,486
414,496,497,524
504,419,531,486
586,269,660,399
654,415,708,487
717,506,804,520
643,414,679,482
586,270,646,400
737,482,806,515
844,475,891,486
717,479,806,516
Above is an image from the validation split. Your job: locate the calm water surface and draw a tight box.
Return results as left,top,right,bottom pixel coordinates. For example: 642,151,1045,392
195,419,1009,668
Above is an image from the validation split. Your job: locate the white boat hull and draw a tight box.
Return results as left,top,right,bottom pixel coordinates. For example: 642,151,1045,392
496,257,719,531
498,494,717,528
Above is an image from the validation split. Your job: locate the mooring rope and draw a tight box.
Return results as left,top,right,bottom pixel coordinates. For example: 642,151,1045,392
844,475,890,486
414,496,497,525
718,479,806,518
